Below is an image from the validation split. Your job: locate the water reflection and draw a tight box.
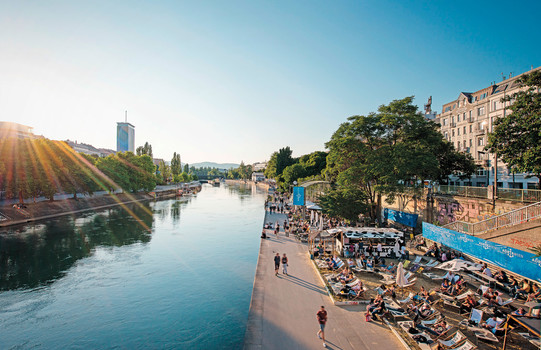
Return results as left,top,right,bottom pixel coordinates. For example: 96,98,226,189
0,202,154,291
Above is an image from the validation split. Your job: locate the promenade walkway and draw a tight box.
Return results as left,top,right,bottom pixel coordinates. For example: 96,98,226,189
244,211,403,350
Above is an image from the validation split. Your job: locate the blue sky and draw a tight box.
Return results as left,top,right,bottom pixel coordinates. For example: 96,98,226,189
1,0,540,164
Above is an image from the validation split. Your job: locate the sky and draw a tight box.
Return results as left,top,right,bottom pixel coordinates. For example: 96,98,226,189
1,0,540,165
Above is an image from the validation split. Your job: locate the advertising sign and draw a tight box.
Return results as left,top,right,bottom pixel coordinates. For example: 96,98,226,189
423,222,541,282
292,186,305,206
384,208,418,228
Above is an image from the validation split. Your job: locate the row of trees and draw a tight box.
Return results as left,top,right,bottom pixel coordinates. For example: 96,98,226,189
264,147,327,189
0,138,157,203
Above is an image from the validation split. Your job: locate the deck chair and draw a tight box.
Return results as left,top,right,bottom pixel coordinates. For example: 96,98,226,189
397,292,414,304
402,260,411,269
425,260,439,268
410,264,422,273
448,340,477,350
421,258,436,267
424,272,446,280
420,316,442,327
412,256,423,264
464,308,483,327
438,330,466,348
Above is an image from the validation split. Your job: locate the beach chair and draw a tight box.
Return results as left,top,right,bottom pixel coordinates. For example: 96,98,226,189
402,260,411,269
412,256,423,264
424,272,446,280
448,339,477,350
438,330,466,349
397,292,414,304
420,316,442,327
463,308,483,327
397,321,435,350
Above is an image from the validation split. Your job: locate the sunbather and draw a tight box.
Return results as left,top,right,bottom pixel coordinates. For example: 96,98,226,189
419,319,448,337
460,294,479,314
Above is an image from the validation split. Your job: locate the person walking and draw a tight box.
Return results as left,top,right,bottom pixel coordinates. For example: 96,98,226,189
281,253,288,275
274,253,280,276
316,305,328,347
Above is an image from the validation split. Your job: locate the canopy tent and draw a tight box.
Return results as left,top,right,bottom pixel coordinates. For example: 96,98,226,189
308,230,336,256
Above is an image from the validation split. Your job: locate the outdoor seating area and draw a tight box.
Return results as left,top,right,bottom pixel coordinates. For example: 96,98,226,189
313,248,540,350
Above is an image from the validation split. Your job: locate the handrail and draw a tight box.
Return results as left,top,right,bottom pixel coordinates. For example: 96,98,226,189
443,201,541,235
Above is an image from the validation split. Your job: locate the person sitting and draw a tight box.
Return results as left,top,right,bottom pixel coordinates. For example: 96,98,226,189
383,285,396,299
482,263,493,278
386,262,397,274
349,281,364,298
347,258,356,269
460,294,479,314
488,291,503,307
482,316,505,335
514,279,531,299
366,257,374,269
512,307,526,316
369,296,386,320
261,230,267,239
419,319,448,337
440,279,452,294
494,270,509,284
443,271,456,283
526,284,541,302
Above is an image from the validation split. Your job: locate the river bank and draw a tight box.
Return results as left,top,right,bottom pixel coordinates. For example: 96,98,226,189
0,190,182,228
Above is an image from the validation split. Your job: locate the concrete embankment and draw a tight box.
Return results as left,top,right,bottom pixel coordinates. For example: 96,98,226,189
243,211,403,350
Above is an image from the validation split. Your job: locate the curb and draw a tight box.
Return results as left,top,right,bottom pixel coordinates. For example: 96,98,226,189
383,319,414,350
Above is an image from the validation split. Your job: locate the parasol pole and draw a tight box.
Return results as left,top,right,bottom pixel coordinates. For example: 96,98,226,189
501,314,510,350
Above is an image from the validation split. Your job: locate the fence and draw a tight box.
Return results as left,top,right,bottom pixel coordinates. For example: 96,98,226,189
444,201,541,235
435,185,541,203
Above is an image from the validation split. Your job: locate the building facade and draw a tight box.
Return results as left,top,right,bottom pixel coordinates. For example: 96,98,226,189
0,121,36,139
436,66,540,189
116,122,135,153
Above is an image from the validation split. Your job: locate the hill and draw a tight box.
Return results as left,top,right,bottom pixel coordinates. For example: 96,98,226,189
190,162,240,169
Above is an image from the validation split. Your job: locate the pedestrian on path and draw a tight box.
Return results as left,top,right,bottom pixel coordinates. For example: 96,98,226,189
274,253,280,276
281,253,288,275
316,305,327,347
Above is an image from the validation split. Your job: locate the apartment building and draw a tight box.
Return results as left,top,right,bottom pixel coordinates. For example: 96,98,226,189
436,66,541,189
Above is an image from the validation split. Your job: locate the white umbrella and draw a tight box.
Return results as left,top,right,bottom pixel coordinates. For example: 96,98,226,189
393,241,400,256
310,210,314,225
435,259,482,272
396,262,409,287
319,215,323,231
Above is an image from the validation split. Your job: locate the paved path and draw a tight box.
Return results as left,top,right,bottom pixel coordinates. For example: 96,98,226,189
244,211,403,350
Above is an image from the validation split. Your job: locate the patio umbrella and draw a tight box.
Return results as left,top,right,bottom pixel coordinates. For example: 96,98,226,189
319,215,323,231
435,259,482,272
396,262,409,287
310,210,314,225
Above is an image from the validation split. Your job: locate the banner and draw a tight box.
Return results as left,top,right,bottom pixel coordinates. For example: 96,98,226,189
292,186,305,206
384,208,418,228
423,222,541,282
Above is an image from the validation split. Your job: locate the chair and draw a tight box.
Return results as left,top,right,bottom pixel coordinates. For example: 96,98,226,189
448,340,477,350
402,260,411,269
424,272,446,280
397,292,414,304
420,316,442,327
438,330,466,348
412,256,423,264
462,308,483,327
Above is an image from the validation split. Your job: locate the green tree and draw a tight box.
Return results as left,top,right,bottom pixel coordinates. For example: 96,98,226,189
325,97,475,220
318,187,369,222
171,152,182,177
136,142,153,158
158,160,171,184
487,71,541,188
183,163,189,173
282,163,306,185
264,146,295,179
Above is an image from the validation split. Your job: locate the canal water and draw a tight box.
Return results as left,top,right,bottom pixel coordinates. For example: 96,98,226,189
0,182,266,349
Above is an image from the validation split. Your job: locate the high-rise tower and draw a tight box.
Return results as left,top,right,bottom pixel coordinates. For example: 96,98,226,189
117,112,135,152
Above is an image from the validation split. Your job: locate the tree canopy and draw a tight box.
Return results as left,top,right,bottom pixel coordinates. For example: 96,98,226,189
136,142,153,158
487,71,541,188
325,96,475,219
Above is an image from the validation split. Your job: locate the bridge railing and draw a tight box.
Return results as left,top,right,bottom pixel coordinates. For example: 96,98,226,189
435,185,541,203
443,201,541,235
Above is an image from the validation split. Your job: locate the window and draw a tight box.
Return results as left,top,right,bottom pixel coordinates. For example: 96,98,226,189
457,128,460,136
463,126,467,134
493,101,498,111
479,92,487,100
443,119,447,126
478,106,485,116
463,140,467,149
444,132,448,140
478,138,484,146
469,110,472,120
451,115,455,123
457,142,461,150
470,125,473,133
469,139,472,147
445,106,451,112
457,114,460,122
452,130,455,137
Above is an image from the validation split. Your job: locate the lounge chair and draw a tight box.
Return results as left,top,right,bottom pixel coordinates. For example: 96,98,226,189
461,308,483,327
402,260,411,269
438,330,466,348
412,256,423,264
424,272,446,280
448,340,477,350
397,292,414,304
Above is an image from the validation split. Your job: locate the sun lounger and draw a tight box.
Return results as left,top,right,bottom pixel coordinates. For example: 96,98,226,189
420,316,442,327
398,292,414,304
438,330,466,348
402,260,411,269
424,272,446,280
518,333,541,348
413,256,423,264
448,340,477,350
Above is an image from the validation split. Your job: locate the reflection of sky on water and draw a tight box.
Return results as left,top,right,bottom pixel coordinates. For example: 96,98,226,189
0,182,265,349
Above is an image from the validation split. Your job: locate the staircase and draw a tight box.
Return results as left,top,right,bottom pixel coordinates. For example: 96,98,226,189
443,201,541,236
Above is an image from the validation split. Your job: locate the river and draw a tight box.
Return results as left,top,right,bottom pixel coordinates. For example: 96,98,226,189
0,182,266,349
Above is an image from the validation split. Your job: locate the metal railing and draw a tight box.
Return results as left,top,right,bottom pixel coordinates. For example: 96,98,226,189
435,185,541,203
444,201,541,235
435,185,487,199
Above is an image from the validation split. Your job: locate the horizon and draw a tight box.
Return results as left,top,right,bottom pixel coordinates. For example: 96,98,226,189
1,1,540,163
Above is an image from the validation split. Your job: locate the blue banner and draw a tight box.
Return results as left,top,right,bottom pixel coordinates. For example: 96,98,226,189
423,222,541,282
292,186,305,206
384,208,418,228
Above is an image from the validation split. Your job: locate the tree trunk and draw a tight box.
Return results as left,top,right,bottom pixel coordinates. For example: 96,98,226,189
538,175,541,190
18,190,24,204
376,193,382,224
73,192,78,200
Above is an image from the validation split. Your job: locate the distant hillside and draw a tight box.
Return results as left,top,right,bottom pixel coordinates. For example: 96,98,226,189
190,162,240,169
